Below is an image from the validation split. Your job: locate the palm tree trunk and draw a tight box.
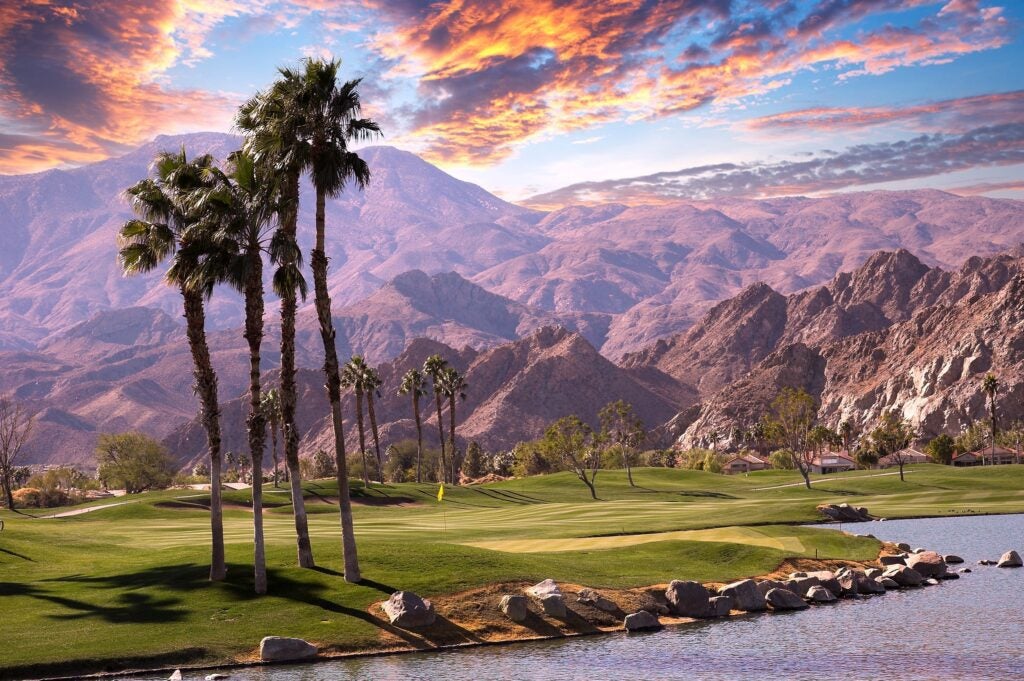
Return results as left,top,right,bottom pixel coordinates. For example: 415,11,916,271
281,174,315,569
355,389,368,484
244,249,267,594
367,392,383,483
181,286,226,582
449,395,458,484
990,394,996,465
413,395,423,484
271,426,279,488
312,187,360,582
434,392,447,483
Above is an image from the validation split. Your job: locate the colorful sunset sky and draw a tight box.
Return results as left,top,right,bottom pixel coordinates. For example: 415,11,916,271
2,0,1022,204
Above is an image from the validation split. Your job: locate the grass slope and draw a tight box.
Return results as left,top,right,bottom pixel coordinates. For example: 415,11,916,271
1,464,1021,678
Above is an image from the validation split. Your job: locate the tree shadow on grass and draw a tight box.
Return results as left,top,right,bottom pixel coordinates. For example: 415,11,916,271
0,546,34,561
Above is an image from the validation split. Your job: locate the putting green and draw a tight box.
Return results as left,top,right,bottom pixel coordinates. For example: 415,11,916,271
463,525,807,554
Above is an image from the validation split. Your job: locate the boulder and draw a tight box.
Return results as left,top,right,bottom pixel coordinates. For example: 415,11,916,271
719,579,766,612
896,542,912,552
855,572,886,595
538,594,567,618
978,559,996,566
944,554,964,564
817,503,871,523
577,588,618,613
709,595,734,617
879,554,907,566
169,672,182,681
382,591,436,628
624,610,662,631
997,550,1023,568
756,579,791,597
259,636,318,662
924,578,940,586
834,568,858,597
906,551,947,578
805,571,842,595
877,577,899,590
865,568,882,579
939,572,960,580
882,565,924,587
790,576,822,597
765,588,809,611
806,585,836,603
205,675,228,681
665,580,711,618
959,568,972,574
527,579,562,598
499,594,529,623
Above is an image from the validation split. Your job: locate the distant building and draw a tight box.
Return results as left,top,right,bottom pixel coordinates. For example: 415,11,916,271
811,452,856,474
878,447,930,468
952,450,981,467
723,453,769,475
964,445,1019,466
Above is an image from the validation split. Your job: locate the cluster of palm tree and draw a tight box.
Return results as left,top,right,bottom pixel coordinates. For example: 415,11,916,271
118,58,379,592
399,355,467,484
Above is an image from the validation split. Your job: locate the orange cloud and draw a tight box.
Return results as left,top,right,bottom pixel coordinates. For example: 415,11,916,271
0,1,244,174
368,0,1011,165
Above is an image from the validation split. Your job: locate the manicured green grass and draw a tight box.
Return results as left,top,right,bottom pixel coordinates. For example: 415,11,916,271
1,463,1021,678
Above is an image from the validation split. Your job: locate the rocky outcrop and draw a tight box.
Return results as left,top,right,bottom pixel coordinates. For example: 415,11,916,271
719,579,766,612
882,565,925,587
382,591,437,628
765,588,809,611
806,585,837,603
906,551,948,578
708,595,734,617
259,636,318,662
499,595,529,622
665,580,711,618
577,588,618,613
817,504,872,523
624,610,662,631
527,579,567,618
997,550,1023,568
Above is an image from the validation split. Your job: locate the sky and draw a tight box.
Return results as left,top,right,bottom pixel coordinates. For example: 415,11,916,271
1,0,1022,205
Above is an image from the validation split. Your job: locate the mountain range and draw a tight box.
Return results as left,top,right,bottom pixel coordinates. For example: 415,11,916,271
1,132,1022,465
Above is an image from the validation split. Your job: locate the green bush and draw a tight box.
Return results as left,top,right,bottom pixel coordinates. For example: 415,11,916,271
769,448,796,470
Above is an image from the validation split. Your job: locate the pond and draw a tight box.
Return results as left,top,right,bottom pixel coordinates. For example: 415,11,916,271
130,514,1024,680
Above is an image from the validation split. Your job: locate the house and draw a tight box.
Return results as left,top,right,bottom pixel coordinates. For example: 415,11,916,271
878,447,930,468
811,452,856,475
952,451,981,467
723,453,769,475
968,445,1019,466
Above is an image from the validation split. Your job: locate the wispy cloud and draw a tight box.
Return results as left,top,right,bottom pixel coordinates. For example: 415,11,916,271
523,123,1024,208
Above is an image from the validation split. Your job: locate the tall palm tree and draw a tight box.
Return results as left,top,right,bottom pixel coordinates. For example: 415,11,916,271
342,356,370,485
363,365,385,482
119,148,227,582
983,373,999,465
261,388,282,487
192,150,281,594
237,70,316,569
438,367,467,483
398,369,427,483
423,355,449,483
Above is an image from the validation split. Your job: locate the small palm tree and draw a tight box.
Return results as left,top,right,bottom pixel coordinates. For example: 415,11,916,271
261,389,283,487
363,365,385,482
119,148,227,582
438,367,468,483
983,373,999,464
423,355,449,483
398,369,427,483
342,356,371,485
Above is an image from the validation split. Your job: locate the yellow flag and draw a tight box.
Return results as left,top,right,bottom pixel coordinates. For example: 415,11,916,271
437,483,445,502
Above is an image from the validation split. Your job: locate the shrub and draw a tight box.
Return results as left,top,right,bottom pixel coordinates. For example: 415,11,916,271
461,441,486,479
926,434,955,464
678,448,713,470
96,432,176,494
769,448,796,470
12,486,77,508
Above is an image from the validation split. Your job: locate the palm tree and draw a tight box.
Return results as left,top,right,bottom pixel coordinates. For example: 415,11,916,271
983,373,999,465
363,365,385,482
398,369,427,483
438,367,467,483
261,389,282,487
118,148,227,582
342,356,370,485
192,150,281,594
237,69,316,569
423,355,449,483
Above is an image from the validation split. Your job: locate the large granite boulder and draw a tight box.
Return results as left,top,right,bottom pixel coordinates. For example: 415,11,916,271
817,503,871,522
997,550,1023,568
709,595,734,617
879,554,907,566
877,576,899,590
944,554,964,564
834,568,858,597
624,610,661,631
259,636,318,662
499,594,528,623
756,579,791,597
665,580,712,618
805,571,842,595
577,588,618,613
789,576,822,598
719,579,766,612
906,551,947,578
855,572,886,595
806,585,836,603
383,591,437,628
882,565,924,587
527,579,562,598
765,588,809,611
527,579,567,618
